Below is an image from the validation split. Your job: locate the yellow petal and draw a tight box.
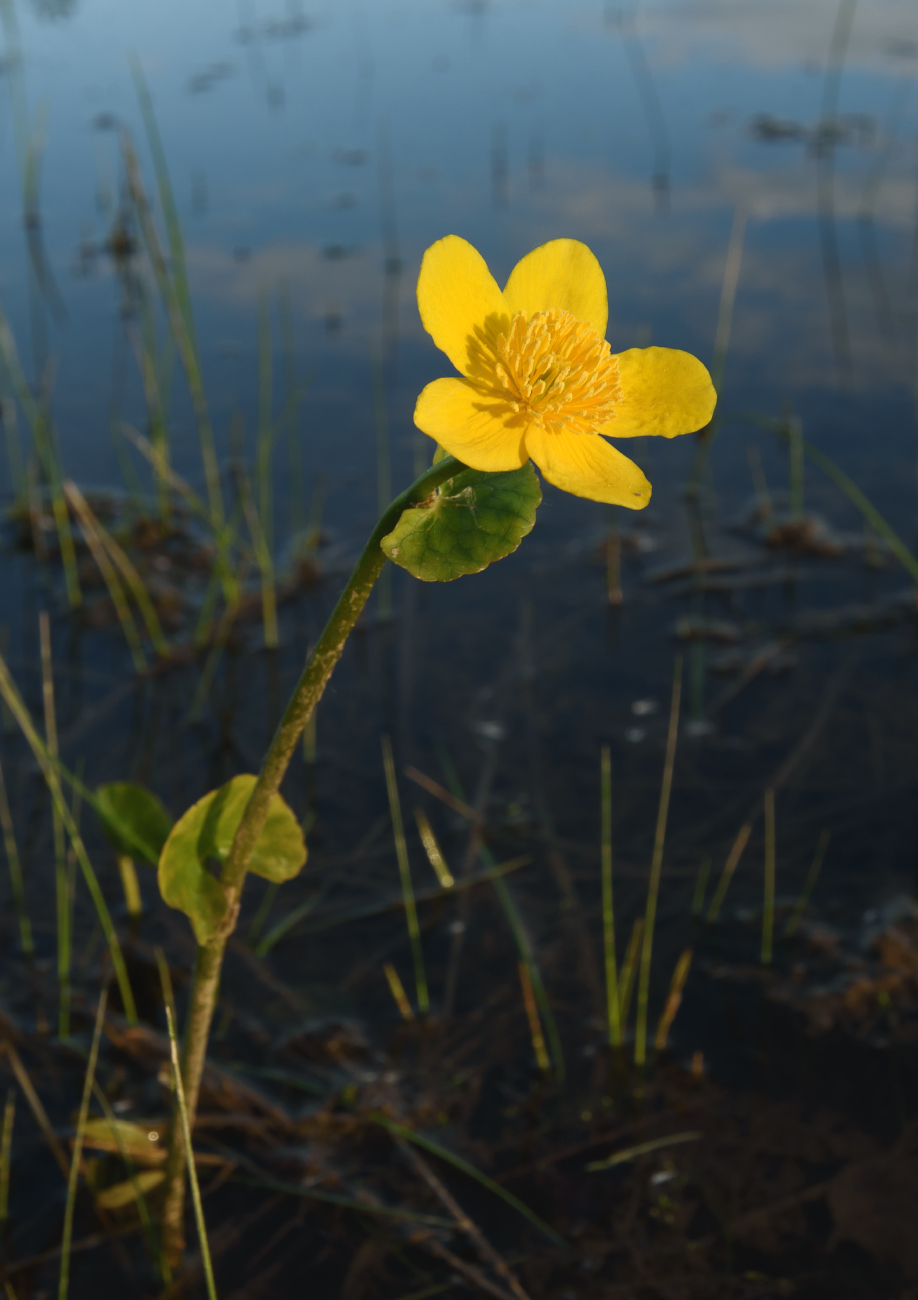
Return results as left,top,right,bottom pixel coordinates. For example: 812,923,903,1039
503,239,608,338
603,347,716,439
524,426,651,508
416,236,508,378
414,378,528,472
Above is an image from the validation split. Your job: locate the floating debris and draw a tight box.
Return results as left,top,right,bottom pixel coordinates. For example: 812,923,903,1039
713,896,918,1045
187,63,233,95
749,113,806,143
674,616,743,644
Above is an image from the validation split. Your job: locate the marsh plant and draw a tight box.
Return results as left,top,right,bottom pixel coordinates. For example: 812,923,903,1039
80,235,714,1264
1,233,707,1268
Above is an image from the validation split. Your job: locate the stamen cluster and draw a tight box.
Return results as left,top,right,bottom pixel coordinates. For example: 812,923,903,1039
494,308,621,434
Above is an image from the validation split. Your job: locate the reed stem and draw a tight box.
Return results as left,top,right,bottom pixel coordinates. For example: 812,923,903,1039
165,1006,218,1300
761,788,776,965
600,746,621,1047
706,822,752,924
788,416,805,520
414,808,454,888
784,830,831,938
654,947,693,1051
0,759,32,954
58,990,106,1300
635,657,682,1068
518,961,550,1072
0,1089,14,1232
617,917,644,1030
691,856,710,918
382,736,428,1015
0,656,136,1021
40,613,70,1038
384,963,415,1022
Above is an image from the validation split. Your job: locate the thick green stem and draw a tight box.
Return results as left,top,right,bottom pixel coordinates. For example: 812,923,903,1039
160,454,466,1265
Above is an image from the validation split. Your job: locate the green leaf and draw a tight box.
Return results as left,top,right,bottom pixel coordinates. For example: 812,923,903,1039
95,1170,166,1210
158,775,307,943
96,782,173,866
81,1117,166,1163
380,463,541,582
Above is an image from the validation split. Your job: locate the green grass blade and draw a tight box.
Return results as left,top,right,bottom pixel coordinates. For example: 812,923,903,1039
784,830,831,939
0,301,80,605
257,288,274,560
761,788,776,965
617,917,643,1028
90,1081,170,1284
382,736,428,1014
739,411,918,586
0,758,32,954
0,1088,14,1230
254,891,325,957
295,858,530,937
236,463,278,650
120,128,224,531
40,613,70,1039
65,482,168,657
600,745,621,1047
165,1005,218,1300
58,989,106,1300
691,856,711,919
436,745,565,1080
62,487,147,672
372,1117,564,1246
706,822,752,925
0,654,136,1021
129,56,198,360
372,348,392,623
635,656,682,1068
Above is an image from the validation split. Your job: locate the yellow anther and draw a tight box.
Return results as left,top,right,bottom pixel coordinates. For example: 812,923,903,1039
487,308,621,435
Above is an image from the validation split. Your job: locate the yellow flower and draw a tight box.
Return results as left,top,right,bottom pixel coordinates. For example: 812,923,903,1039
414,236,716,507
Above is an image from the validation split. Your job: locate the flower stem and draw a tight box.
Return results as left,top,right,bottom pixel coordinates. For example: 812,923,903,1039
160,453,466,1266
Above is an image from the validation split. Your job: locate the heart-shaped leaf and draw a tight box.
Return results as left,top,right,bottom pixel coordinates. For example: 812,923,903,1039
381,463,541,582
96,783,173,865
158,774,307,944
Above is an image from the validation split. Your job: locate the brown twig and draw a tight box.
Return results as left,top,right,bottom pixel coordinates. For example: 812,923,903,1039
404,765,477,821
398,1137,532,1300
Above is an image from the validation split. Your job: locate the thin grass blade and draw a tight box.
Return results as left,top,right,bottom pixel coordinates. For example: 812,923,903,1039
635,657,682,1068
600,745,621,1047
165,1005,218,1300
0,654,136,1020
372,1117,564,1246
0,759,32,954
382,736,428,1014
784,830,831,938
58,989,106,1300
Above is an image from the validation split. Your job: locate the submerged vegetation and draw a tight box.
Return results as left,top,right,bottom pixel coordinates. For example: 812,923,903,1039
0,3,915,1298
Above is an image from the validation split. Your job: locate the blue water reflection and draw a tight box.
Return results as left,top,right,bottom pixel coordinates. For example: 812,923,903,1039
1,0,917,900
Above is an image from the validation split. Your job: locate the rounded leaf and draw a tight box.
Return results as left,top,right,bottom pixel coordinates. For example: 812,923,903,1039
158,774,307,943
196,774,307,884
97,783,173,865
381,463,541,582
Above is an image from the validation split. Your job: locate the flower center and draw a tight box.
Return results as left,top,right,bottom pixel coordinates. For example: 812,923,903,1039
493,308,622,434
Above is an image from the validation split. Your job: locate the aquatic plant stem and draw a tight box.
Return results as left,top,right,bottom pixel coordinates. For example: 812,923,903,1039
160,453,467,1265
600,745,621,1047
58,989,106,1300
761,787,776,965
634,657,682,1069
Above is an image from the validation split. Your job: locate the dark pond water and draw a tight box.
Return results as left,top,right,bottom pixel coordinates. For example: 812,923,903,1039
0,1,917,1296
